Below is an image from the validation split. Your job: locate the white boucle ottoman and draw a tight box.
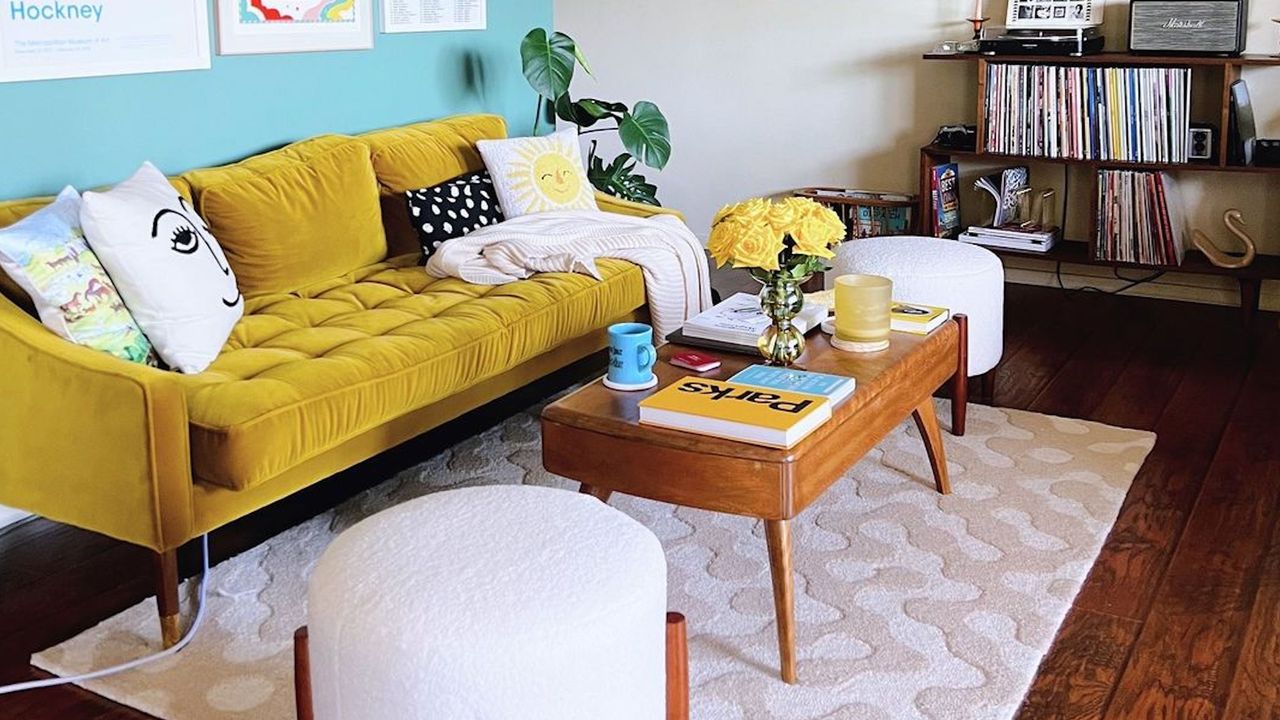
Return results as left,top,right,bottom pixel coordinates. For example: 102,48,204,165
827,236,1005,376
306,485,669,720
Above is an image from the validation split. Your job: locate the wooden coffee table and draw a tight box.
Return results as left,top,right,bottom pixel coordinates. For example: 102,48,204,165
541,316,968,684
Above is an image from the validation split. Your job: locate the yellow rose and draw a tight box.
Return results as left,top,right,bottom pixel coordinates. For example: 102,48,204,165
709,214,784,271
766,197,805,234
790,202,845,259
729,220,784,271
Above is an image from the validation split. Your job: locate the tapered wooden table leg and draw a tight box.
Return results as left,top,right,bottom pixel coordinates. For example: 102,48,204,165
913,400,951,495
764,519,797,684
951,314,969,437
578,483,613,504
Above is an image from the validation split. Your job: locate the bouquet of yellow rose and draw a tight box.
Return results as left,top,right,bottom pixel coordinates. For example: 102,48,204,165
707,197,846,279
706,197,847,366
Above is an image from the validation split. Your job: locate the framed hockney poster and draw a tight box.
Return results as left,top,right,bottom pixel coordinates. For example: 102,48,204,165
216,0,373,55
0,0,210,83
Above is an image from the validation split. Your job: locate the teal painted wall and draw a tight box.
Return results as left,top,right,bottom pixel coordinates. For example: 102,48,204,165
0,1,551,199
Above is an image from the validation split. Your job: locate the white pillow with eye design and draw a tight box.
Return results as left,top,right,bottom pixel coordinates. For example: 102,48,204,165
81,162,243,374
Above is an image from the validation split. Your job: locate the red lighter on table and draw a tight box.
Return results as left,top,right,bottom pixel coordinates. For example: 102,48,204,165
669,351,722,373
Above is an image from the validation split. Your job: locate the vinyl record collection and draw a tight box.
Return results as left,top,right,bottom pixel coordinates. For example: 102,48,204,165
1095,169,1187,266
984,64,1193,163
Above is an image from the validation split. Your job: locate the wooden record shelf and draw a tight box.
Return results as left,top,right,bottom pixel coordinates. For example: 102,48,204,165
921,52,1280,325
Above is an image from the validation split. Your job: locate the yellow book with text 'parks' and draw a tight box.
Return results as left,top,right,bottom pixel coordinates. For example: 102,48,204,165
638,378,832,449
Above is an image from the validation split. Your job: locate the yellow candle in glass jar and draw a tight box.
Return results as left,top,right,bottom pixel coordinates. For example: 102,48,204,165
832,274,893,353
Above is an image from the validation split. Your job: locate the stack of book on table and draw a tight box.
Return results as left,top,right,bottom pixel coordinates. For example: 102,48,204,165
672,292,829,352
639,365,856,448
959,225,1060,254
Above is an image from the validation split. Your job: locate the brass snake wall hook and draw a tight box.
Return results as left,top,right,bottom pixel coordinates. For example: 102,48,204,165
1192,210,1256,269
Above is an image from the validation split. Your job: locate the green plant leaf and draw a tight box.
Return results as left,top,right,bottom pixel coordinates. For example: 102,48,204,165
574,45,595,78
520,29,577,99
588,150,661,206
618,101,672,170
553,96,626,128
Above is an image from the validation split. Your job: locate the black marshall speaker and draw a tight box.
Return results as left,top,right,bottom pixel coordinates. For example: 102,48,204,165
1129,0,1249,56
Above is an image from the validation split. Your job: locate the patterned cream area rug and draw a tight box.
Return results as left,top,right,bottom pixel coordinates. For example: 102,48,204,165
34,399,1154,720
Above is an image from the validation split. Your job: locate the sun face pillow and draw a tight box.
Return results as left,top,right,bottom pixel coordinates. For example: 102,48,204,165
0,187,155,365
81,163,243,374
477,128,598,218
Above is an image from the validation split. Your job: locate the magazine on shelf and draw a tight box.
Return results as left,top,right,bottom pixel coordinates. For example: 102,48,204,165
984,64,1191,163
960,224,1060,253
931,163,961,238
1095,170,1186,266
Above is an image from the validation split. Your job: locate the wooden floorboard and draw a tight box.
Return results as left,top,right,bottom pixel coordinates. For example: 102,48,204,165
1017,607,1142,720
0,283,1274,719
1104,328,1280,720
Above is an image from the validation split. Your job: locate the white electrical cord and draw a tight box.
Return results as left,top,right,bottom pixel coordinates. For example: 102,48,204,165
0,534,211,695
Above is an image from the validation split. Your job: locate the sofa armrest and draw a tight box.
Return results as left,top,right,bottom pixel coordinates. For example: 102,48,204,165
0,299,194,552
595,191,686,223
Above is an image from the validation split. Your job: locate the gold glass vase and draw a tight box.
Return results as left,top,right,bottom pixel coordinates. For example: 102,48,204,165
755,270,812,367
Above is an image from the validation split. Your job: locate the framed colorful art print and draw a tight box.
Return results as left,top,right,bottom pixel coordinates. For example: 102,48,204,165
216,0,374,56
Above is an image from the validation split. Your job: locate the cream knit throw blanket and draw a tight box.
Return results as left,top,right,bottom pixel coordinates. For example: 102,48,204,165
426,210,713,339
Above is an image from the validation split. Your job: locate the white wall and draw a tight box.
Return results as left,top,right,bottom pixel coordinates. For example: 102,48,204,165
556,0,1280,309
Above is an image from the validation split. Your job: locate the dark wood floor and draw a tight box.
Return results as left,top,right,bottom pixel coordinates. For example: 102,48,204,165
0,282,1277,719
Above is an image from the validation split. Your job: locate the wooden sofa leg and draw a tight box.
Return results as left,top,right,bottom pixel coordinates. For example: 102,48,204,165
295,627,314,720
153,549,181,649
666,612,689,720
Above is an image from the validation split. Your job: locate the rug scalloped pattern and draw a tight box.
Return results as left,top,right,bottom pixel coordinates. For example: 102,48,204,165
34,399,1155,720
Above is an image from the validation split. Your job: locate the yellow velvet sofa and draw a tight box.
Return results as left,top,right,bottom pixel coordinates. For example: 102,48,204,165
0,114,676,646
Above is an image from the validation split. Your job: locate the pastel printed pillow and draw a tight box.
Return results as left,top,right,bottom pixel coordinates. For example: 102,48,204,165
0,187,155,364
81,163,243,374
476,127,598,218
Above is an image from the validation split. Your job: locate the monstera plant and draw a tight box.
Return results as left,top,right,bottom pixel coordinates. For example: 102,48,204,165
520,28,672,206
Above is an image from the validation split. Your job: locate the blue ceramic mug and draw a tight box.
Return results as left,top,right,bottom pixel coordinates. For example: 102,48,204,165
606,322,657,388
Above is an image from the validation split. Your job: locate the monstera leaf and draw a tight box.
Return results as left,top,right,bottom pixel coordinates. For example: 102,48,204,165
520,29,578,99
554,96,627,128
618,101,672,170
588,149,660,207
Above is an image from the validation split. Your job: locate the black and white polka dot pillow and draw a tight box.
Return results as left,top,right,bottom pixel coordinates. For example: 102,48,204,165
405,171,505,262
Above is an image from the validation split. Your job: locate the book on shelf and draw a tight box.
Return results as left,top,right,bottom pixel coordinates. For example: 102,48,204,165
931,163,961,238
638,377,832,449
959,224,1060,253
890,302,951,335
681,292,828,350
1095,170,1187,266
729,365,856,404
975,167,1029,227
983,63,1192,164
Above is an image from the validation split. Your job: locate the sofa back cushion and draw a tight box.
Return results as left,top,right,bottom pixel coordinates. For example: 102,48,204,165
361,114,507,258
183,135,385,297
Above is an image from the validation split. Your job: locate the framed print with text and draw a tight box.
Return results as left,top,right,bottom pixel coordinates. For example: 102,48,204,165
0,0,210,83
217,0,373,55
382,0,486,33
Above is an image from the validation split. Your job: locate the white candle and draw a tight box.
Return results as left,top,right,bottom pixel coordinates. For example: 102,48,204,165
973,0,984,18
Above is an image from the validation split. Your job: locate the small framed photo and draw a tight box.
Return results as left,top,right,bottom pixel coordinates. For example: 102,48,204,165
216,0,374,56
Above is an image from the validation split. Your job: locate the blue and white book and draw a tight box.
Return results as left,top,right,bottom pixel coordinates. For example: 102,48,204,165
729,365,856,404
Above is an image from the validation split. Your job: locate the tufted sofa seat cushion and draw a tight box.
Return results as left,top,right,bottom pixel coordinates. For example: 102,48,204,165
185,254,645,491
